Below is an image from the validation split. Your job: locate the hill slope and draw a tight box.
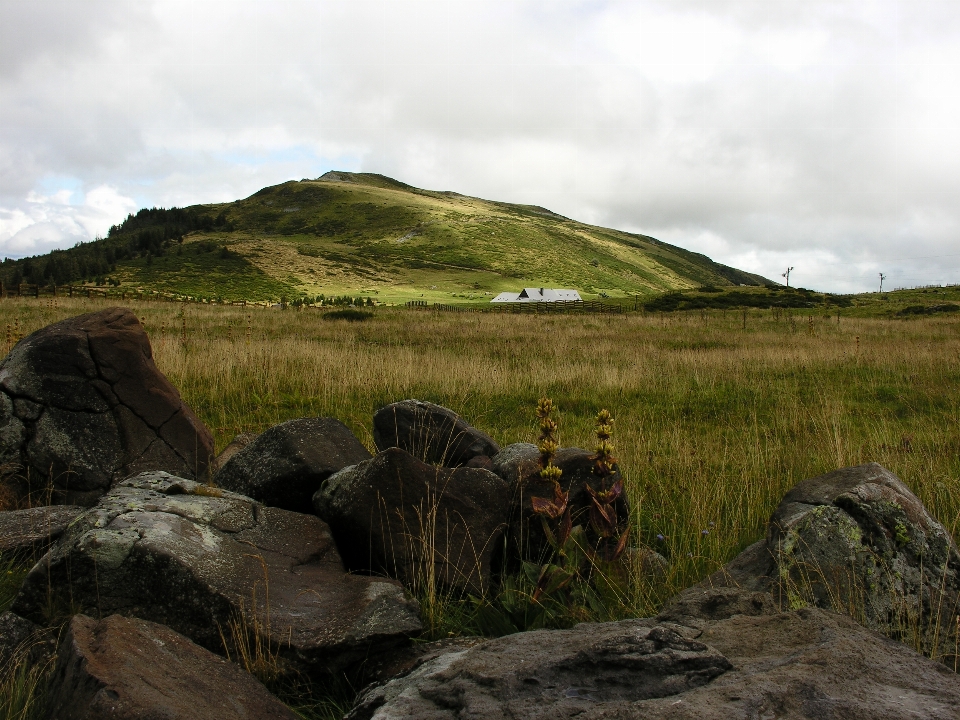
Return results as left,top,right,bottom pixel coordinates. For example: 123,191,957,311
0,172,769,303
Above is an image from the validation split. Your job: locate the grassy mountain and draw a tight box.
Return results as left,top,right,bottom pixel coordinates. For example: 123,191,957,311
0,172,769,304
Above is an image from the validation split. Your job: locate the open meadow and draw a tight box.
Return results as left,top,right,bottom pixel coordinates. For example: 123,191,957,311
3,296,960,717
3,296,959,619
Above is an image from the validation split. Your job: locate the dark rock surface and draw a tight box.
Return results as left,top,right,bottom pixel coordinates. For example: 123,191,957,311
0,505,85,559
210,432,259,475
0,610,56,669
214,417,371,513
373,400,499,467
0,308,214,506
690,462,960,664
351,598,960,719
349,619,733,719
314,447,511,594
13,471,422,672
492,443,630,563
45,614,297,720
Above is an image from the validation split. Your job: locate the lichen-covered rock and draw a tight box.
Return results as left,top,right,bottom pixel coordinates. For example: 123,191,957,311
685,462,960,666
373,400,499,467
350,601,960,719
0,308,214,506
12,471,422,673
46,614,297,720
0,505,85,559
770,463,960,661
214,417,371,513
314,447,510,595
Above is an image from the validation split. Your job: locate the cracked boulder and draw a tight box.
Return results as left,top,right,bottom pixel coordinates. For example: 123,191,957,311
12,471,422,673
215,417,371,514
351,600,960,720
0,307,214,506
681,462,960,667
373,400,499,468
46,614,297,720
313,447,511,595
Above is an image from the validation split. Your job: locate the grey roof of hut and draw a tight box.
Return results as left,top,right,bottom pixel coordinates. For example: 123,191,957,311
491,288,582,303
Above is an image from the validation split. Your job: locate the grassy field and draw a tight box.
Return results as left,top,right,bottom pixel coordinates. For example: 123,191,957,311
2,296,959,715
3,296,958,594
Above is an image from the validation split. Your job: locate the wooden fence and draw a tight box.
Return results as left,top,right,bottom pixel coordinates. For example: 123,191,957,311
405,299,624,314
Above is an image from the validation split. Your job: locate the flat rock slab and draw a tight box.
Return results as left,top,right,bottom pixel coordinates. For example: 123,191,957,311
0,307,214,506
13,471,422,672
314,447,510,595
215,417,371,514
373,400,499,468
0,505,85,558
46,614,296,720
350,619,732,719
351,604,960,719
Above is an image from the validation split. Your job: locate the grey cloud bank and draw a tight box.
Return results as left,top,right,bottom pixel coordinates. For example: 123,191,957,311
1,0,958,293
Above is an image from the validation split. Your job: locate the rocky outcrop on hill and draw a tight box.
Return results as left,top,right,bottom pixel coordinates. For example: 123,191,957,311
0,504,84,558
214,417,371,513
0,308,214,506
373,400,499,467
350,591,960,720
687,462,960,665
314,447,511,594
46,614,297,720
13,471,422,673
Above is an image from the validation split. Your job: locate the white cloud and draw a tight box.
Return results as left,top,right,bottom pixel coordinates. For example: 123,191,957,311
0,0,958,291
0,186,137,259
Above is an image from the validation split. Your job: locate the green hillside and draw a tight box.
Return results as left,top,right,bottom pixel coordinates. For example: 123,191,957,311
0,172,769,304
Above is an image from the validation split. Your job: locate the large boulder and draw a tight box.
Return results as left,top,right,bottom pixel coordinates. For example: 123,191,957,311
13,471,422,673
214,418,371,513
0,308,214,506
350,595,960,719
373,400,499,467
46,614,296,720
492,443,630,564
313,447,511,595
0,505,85,559
692,462,960,665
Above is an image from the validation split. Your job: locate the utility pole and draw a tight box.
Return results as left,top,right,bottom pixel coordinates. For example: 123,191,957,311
782,267,794,287
878,273,886,293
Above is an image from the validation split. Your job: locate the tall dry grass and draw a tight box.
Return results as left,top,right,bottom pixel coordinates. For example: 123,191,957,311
1,297,959,619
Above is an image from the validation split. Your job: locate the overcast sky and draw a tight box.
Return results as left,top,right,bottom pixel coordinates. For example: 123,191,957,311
1,1,958,292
